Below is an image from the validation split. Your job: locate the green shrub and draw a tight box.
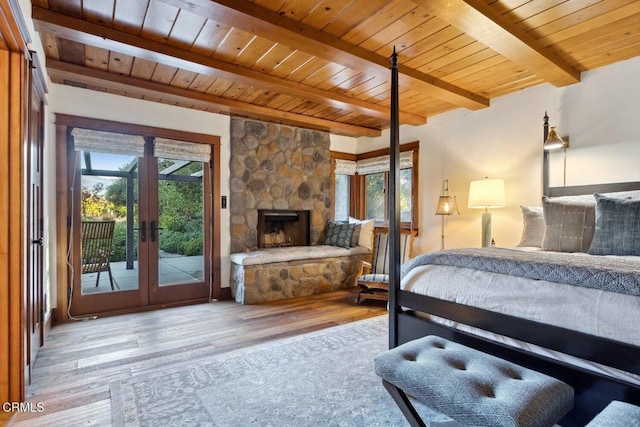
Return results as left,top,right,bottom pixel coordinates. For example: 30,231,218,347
110,221,137,263
159,229,203,256
181,236,203,256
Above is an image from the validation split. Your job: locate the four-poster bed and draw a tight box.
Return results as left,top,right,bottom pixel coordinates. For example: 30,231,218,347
385,54,640,426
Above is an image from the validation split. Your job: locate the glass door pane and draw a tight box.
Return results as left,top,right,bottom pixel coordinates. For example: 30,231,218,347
80,152,139,295
156,158,205,287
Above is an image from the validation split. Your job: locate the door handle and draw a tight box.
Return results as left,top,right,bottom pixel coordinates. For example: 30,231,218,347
32,237,43,246
136,221,147,242
150,221,163,242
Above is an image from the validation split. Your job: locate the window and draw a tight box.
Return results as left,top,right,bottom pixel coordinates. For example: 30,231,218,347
400,168,413,223
364,168,414,225
334,174,350,221
365,173,385,221
330,143,419,230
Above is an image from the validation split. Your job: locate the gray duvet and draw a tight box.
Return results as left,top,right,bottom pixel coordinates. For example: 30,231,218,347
402,247,640,296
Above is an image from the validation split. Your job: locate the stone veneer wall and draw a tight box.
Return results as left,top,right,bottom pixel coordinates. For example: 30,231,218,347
229,118,331,253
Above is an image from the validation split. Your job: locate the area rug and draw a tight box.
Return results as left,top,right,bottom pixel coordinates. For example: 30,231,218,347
110,315,449,426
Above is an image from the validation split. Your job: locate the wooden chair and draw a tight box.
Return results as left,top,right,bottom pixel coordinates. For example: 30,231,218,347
356,227,416,303
81,220,118,290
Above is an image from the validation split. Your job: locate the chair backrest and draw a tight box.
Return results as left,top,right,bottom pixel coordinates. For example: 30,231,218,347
370,227,416,275
81,220,116,274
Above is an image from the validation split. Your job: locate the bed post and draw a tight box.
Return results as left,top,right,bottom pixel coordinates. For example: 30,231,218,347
543,112,550,196
388,48,401,349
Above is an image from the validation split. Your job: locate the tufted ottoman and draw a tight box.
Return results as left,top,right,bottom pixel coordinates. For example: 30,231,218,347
586,400,640,426
374,336,574,427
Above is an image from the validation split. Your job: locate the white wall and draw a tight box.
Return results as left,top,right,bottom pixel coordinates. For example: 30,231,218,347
357,56,640,255
330,134,358,153
45,85,231,305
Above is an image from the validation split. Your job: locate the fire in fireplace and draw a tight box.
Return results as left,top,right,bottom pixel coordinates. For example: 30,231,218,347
257,209,310,248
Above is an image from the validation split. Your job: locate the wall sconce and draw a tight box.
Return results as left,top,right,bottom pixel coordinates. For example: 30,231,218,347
468,177,505,248
435,179,459,250
543,126,570,186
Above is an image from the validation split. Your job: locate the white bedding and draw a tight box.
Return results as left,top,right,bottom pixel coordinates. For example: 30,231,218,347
401,249,640,383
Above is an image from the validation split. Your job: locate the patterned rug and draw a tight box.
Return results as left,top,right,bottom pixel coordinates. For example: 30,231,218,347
110,315,447,426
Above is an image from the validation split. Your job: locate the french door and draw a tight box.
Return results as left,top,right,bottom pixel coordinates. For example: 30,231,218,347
69,130,213,316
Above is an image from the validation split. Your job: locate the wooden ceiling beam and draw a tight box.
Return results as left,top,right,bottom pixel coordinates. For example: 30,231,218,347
157,0,489,110
32,7,424,127
411,0,581,87
46,60,381,138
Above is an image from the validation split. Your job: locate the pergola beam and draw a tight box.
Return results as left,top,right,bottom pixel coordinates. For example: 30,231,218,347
160,160,190,176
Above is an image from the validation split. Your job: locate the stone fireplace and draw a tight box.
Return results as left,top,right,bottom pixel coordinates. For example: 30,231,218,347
257,209,310,248
229,118,331,253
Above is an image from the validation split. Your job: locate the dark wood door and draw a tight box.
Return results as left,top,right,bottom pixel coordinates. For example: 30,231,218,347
26,56,45,384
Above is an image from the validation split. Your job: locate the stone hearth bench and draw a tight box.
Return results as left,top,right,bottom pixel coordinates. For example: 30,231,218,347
230,245,371,304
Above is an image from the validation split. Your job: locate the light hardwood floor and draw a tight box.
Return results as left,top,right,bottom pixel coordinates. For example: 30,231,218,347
11,289,386,426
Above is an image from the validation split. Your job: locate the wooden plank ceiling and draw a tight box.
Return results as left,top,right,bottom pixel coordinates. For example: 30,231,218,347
32,0,640,137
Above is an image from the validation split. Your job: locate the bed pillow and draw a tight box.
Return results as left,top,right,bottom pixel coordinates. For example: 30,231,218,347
588,194,640,256
517,206,545,247
349,217,375,251
541,196,595,252
324,221,356,248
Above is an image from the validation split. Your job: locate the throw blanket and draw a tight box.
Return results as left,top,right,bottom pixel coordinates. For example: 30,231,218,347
402,248,640,296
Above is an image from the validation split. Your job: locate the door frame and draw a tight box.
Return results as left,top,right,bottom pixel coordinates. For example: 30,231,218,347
55,115,221,321
0,47,26,411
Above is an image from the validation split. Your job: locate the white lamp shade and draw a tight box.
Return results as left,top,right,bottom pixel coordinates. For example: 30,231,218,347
468,178,505,208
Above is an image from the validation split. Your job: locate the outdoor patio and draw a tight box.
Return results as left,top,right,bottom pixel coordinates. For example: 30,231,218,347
81,254,204,294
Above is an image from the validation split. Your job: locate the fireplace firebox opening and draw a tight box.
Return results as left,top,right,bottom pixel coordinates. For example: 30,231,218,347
257,209,310,248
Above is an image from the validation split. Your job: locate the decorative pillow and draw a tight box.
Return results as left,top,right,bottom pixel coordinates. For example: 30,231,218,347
349,217,375,251
588,194,640,256
350,224,361,247
324,221,356,248
517,206,545,247
542,196,595,252
600,190,640,201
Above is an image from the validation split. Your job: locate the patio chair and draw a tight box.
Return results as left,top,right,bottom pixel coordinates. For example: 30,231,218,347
356,227,415,303
81,220,118,290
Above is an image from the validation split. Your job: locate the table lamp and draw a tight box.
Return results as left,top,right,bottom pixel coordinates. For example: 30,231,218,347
468,177,505,247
